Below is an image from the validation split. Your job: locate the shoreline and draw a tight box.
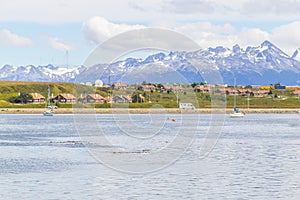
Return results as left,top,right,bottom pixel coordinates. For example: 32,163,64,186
0,108,299,114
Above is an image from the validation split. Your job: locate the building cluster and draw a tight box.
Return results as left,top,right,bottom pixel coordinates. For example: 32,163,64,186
194,84,300,98
28,83,300,104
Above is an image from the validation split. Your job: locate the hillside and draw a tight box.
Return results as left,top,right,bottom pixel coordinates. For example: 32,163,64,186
0,81,299,109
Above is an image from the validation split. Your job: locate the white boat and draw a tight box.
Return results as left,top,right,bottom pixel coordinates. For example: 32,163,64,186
230,110,245,118
230,78,244,118
43,86,54,116
43,110,54,116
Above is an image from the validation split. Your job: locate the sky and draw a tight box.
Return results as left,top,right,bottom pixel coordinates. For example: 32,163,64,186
1,0,300,67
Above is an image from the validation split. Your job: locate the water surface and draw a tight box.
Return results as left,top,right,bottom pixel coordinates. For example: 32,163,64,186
0,114,300,199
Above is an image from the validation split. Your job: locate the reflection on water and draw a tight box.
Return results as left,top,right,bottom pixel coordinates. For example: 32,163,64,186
0,114,300,199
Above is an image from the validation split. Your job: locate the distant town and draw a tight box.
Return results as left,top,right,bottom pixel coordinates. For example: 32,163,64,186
0,80,299,109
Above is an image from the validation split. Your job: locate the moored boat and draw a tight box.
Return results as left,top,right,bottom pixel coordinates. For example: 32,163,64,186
230,78,244,118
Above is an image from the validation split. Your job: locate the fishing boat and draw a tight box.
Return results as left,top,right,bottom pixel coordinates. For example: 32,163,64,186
43,86,54,116
230,78,245,118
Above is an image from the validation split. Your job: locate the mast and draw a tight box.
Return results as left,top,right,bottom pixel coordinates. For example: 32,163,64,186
234,77,236,109
47,85,52,108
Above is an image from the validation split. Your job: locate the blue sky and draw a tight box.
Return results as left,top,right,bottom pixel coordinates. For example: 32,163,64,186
1,0,300,67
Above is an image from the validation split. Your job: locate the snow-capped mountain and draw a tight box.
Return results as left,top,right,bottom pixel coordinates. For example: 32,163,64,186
0,64,85,82
1,41,299,85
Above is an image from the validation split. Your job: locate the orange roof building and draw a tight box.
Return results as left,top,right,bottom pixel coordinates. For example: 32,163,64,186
30,93,45,103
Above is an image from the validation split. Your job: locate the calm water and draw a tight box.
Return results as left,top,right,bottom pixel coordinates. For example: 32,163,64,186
0,114,300,199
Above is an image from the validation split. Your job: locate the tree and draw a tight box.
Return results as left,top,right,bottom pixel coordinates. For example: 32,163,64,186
191,82,198,88
156,83,164,89
132,94,144,103
268,90,273,95
9,93,33,104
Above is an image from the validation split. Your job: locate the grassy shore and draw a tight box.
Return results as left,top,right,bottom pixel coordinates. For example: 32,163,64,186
0,108,299,114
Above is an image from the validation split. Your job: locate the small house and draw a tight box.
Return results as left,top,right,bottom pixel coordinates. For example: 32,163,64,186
238,89,249,96
226,88,238,95
194,85,210,93
30,93,45,103
53,93,76,103
251,90,269,97
84,94,105,104
112,83,128,90
138,85,156,91
163,86,184,93
112,95,132,103
293,90,300,99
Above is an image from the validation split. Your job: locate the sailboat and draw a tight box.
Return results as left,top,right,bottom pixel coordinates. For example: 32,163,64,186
230,78,245,118
43,86,54,116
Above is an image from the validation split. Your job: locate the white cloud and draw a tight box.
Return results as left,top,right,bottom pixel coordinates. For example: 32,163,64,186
2,0,300,24
44,36,74,51
174,22,237,49
0,29,34,47
82,16,145,45
242,0,300,16
175,20,300,55
82,17,300,55
164,0,215,14
237,28,269,47
270,22,300,54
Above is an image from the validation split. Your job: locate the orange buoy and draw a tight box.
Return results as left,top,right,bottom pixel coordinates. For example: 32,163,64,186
172,118,175,122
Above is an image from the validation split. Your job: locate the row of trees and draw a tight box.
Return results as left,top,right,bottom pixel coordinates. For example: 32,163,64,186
9,93,33,104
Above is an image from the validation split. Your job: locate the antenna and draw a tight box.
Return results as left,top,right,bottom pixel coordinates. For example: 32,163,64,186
108,67,111,86
66,50,69,69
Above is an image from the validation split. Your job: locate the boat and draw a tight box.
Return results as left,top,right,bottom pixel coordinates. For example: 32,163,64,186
230,108,245,118
230,78,244,118
43,86,54,116
43,110,53,116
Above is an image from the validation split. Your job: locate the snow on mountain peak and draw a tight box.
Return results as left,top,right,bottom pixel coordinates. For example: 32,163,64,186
0,41,299,85
261,40,273,48
292,48,300,61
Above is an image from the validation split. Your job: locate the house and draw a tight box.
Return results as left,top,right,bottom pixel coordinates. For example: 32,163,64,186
238,89,249,96
226,88,238,95
112,83,128,90
138,85,156,91
30,93,45,103
293,90,300,95
84,94,105,104
163,86,184,93
53,93,76,103
251,90,269,97
194,85,210,93
112,95,132,103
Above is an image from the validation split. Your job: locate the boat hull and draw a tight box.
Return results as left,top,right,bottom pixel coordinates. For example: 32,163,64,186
230,112,244,118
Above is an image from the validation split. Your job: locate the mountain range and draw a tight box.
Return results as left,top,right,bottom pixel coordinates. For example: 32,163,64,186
1,40,299,85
